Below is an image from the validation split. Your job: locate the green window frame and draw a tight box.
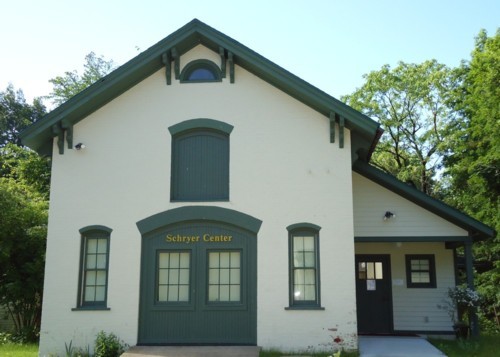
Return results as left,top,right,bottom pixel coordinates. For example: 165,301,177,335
156,250,191,304
286,223,323,310
405,254,436,288
180,59,222,83
169,119,233,202
207,250,242,304
75,226,112,310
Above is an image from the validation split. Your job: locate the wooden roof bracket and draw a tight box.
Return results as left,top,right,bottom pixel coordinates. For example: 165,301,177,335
329,111,344,148
61,119,73,149
162,52,172,85
228,52,234,83
52,123,64,155
219,47,226,78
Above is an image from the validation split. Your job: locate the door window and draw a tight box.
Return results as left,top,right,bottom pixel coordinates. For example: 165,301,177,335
157,251,191,302
208,251,241,302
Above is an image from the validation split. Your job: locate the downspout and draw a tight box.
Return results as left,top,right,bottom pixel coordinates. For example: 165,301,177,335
464,239,479,337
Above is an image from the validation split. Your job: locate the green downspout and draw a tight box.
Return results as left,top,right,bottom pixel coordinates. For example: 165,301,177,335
464,240,479,337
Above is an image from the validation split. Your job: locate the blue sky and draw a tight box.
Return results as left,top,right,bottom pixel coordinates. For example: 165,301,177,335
1,0,498,105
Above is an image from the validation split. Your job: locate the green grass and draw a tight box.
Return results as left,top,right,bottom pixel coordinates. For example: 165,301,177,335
430,334,500,357
0,343,38,357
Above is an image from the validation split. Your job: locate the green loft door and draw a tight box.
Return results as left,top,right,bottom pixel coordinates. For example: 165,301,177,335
139,223,257,345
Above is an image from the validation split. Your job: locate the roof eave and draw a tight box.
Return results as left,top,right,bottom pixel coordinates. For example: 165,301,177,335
20,19,381,155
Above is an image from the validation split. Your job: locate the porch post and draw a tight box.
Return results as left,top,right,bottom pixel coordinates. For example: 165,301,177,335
464,240,479,337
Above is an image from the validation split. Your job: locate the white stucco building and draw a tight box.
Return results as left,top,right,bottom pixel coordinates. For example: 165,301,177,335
20,20,494,356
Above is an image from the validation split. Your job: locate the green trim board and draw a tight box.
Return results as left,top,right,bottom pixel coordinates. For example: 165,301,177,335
136,206,263,236
353,160,496,240
355,236,471,243
19,19,381,160
168,118,233,136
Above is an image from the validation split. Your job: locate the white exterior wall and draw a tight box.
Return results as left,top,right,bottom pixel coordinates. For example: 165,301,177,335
355,243,455,332
39,45,357,355
352,173,468,237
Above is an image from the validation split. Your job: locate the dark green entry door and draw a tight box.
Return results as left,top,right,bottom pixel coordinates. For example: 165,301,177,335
139,222,257,345
355,255,393,334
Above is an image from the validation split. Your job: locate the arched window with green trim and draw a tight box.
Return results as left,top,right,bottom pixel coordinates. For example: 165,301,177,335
180,59,222,83
286,223,324,310
74,225,112,310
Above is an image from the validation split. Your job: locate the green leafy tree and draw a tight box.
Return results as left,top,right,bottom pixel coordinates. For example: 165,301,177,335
443,29,500,331
0,177,47,341
47,52,116,105
342,60,459,195
0,85,46,147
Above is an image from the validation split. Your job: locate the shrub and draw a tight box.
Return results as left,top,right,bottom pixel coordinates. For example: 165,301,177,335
94,331,128,357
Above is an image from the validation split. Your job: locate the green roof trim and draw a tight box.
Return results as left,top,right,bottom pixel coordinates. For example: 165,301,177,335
19,19,381,158
353,160,496,240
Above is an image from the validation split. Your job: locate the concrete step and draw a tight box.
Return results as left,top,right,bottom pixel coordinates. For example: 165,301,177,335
121,345,260,357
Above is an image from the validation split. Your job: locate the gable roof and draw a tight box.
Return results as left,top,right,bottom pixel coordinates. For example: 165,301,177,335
353,159,496,240
19,19,382,158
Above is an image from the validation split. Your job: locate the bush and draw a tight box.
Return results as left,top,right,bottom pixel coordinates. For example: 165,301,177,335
94,331,128,357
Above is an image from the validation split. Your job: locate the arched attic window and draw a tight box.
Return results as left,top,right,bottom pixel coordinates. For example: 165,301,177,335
180,59,222,83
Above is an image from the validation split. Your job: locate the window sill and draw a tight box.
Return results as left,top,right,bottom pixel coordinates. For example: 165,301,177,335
72,306,111,311
285,306,325,311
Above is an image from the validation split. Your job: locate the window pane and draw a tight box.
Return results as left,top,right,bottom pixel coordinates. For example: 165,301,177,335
304,269,315,284
208,286,219,301
359,262,367,280
97,239,107,253
230,269,240,284
375,262,383,280
96,254,107,269
209,269,219,284
178,286,189,302
170,253,179,268
179,253,190,268
294,285,304,300
303,236,314,251
168,286,179,301
179,269,189,284
188,68,216,81
412,272,430,283
209,252,219,268
304,252,315,267
158,286,168,301
230,252,240,267
95,271,106,285
367,262,375,279
230,285,240,301
86,254,96,269
219,252,230,268
169,269,179,284
304,285,316,300
86,271,96,285
219,285,230,301
85,287,95,302
87,239,97,253
219,269,230,284
294,252,305,267
159,254,169,268
159,269,168,284
95,287,105,301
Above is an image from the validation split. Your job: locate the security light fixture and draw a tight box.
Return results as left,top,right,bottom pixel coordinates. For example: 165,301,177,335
75,143,86,150
383,211,396,221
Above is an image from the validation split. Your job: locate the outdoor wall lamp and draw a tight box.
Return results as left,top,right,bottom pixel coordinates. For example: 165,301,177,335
75,143,86,150
383,211,396,221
